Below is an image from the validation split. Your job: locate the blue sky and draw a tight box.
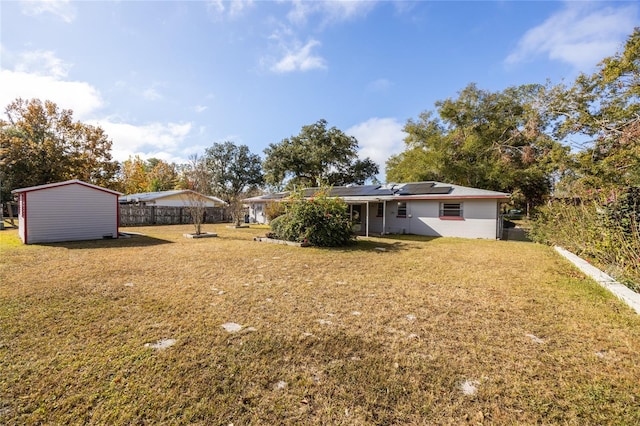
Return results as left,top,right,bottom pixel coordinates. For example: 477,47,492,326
1,0,638,180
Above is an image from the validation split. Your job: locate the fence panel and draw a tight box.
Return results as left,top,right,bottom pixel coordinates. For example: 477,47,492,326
119,205,230,226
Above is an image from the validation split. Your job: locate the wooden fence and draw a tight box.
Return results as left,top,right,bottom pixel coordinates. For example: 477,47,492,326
119,205,230,226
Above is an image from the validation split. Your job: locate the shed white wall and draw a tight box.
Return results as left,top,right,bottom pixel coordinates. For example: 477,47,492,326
18,193,26,242
23,184,118,244
385,199,499,239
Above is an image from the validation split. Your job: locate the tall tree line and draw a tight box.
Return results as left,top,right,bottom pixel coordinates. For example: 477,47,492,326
387,28,640,210
3,28,640,211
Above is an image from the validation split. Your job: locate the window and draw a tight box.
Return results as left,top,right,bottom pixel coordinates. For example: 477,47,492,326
397,201,407,218
376,202,384,217
439,202,463,219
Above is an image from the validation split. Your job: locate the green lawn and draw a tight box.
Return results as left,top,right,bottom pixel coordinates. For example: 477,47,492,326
1,224,639,424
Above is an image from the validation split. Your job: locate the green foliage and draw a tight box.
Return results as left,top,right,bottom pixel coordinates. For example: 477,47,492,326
269,188,354,247
264,201,286,221
120,155,178,194
530,188,640,291
549,28,640,189
0,98,119,201
204,141,263,226
263,119,378,190
386,84,569,211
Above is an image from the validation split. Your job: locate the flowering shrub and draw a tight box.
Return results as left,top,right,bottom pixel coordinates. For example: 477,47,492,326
269,187,355,247
530,187,640,291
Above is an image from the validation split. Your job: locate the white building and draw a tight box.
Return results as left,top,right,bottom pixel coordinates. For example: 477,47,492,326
244,182,510,240
12,180,122,244
118,190,225,207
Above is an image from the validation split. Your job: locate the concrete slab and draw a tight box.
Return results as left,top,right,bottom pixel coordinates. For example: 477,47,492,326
555,246,640,314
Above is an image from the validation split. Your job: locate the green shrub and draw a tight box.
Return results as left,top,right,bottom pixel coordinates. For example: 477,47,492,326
530,187,640,291
268,187,355,247
265,201,286,221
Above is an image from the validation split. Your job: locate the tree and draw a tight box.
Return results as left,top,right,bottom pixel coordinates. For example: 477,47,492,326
0,98,119,202
263,119,379,190
386,84,568,212
386,111,447,183
269,187,355,247
204,141,263,226
548,28,640,189
183,155,209,235
119,156,178,194
120,155,149,194
147,158,178,192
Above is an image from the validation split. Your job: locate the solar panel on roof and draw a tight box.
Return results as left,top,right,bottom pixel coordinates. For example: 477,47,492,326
294,185,388,197
329,185,382,197
397,182,433,195
424,186,452,194
398,182,452,195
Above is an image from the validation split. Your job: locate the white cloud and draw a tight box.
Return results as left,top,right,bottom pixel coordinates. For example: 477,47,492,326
20,0,77,23
207,0,254,19
505,2,638,70
15,50,71,78
0,48,194,164
0,69,103,120
90,119,193,162
142,87,163,101
194,105,208,113
271,39,326,73
367,78,393,93
347,117,406,177
287,0,376,27
0,49,100,119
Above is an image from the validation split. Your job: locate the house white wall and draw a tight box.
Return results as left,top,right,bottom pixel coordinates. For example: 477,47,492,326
385,199,499,239
145,193,222,207
21,183,118,244
249,203,267,224
248,197,502,239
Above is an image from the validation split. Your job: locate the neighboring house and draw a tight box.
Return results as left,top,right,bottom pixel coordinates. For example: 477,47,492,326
244,182,510,240
118,190,226,207
11,180,122,244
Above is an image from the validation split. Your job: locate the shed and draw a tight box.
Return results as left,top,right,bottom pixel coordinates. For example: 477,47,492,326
11,180,122,244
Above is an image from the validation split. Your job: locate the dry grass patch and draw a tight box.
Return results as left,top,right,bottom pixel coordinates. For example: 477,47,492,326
1,225,640,424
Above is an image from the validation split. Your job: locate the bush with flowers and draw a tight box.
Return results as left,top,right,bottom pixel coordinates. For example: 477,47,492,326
268,187,355,247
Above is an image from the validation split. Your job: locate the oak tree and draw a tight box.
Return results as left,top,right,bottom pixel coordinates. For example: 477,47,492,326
204,141,263,226
0,98,119,202
549,28,640,189
386,84,568,212
263,119,378,190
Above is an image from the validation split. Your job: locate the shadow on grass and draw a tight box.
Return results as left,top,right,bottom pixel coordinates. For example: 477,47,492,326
322,235,438,253
39,233,173,250
373,234,441,243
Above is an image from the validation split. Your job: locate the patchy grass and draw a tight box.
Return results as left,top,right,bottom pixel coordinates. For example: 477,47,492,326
1,224,640,424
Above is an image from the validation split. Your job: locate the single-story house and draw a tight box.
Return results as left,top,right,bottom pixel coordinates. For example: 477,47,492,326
243,182,510,240
11,180,122,244
119,190,226,207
